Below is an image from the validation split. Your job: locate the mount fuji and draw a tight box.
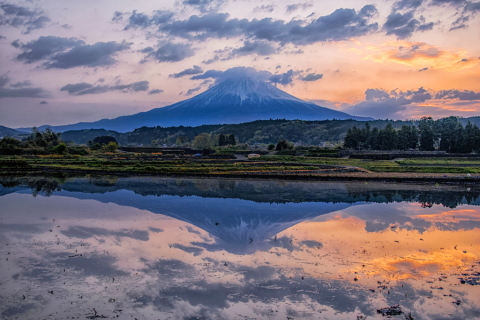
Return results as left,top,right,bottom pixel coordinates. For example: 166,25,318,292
23,77,371,133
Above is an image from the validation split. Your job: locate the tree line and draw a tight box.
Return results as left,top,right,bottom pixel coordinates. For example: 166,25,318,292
344,116,480,153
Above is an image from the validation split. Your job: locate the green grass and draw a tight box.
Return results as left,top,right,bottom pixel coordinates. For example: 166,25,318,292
2,154,480,175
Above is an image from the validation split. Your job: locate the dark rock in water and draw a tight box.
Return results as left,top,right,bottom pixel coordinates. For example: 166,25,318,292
377,305,403,316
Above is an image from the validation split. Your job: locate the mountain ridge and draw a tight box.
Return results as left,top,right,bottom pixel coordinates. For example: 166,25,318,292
16,78,372,133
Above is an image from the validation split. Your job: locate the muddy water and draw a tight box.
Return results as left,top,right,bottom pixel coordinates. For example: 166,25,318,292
0,176,479,319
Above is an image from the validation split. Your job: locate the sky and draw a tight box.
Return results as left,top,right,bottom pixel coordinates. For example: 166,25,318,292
0,0,479,128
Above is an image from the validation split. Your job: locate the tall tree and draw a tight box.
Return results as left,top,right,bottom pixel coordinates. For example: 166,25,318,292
418,117,435,151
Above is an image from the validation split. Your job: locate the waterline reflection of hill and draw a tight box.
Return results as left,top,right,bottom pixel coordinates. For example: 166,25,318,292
1,176,480,253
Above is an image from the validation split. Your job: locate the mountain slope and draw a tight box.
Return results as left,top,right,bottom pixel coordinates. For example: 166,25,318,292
18,78,372,133
0,125,25,138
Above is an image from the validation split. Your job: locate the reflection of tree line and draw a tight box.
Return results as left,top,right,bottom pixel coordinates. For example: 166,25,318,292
345,189,480,209
1,175,480,208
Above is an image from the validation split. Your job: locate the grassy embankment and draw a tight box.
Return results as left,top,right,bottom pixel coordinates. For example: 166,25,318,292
2,154,480,177
260,156,480,174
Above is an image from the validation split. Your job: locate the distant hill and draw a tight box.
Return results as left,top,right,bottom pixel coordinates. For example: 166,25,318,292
61,119,417,146
0,125,25,138
17,77,371,133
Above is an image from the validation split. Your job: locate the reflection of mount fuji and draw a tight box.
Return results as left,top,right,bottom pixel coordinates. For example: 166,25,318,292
2,176,480,252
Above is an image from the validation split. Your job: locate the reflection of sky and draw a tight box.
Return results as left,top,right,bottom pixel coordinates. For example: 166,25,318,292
1,182,480,319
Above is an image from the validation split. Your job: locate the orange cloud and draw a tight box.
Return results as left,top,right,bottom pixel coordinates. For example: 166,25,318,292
351,41,479,71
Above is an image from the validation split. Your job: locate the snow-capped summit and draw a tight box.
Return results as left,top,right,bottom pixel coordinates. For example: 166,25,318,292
27,77,371,132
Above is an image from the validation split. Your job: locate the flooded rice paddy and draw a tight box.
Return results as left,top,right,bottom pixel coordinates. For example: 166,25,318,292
1,176,479,319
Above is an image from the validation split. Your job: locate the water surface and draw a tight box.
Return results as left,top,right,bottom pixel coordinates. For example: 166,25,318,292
1,176,479,319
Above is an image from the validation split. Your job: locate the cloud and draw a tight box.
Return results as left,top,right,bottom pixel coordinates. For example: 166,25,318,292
10,80,32,88
13,36,131,68
113,10,174,30
430,0,480,29
360,41,478,70
39,100,48,104
181,0,226,13
142,42,194,62
148,89,164,95
13,36,85,63
346,86,480,118
269,69,296,85
0,3,50,33
286,3,314,13
186,86,202,95
383,0,434,39
45,41,131,69
191,66,272,83
169,65,203,78
0,74,50,98
299,73,323,81
393,0,424,11
418,67,428,71
435,89,480,100
192,66,322,86
253,5,275,13
229,40,277,57
60,80,149,95
348,87,432,118
116,5,379,45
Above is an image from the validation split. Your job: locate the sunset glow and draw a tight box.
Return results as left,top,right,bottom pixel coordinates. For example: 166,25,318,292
0,0,479,127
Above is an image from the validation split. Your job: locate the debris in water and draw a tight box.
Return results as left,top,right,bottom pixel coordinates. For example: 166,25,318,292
377,305,403,316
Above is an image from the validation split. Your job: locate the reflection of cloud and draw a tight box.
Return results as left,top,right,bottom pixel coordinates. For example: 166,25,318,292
366,251,467,280
170,243,203,256
138,259,373,316
61,226,149,241
55,254,129,277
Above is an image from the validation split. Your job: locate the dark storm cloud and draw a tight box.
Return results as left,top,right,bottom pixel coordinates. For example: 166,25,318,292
60,80,149,96
116,5,379,45
253,5,275,13
13,36,131,68
0,74,50,98
285,3,313,13
148,89,164,95
0,3,50,33
229,40,277,57
298,73,323,81
143,42,195,62
169,65,203,78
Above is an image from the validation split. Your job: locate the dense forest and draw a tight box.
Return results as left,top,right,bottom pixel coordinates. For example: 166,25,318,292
60,119,418,146
344,116,480,153
4,116,480,150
